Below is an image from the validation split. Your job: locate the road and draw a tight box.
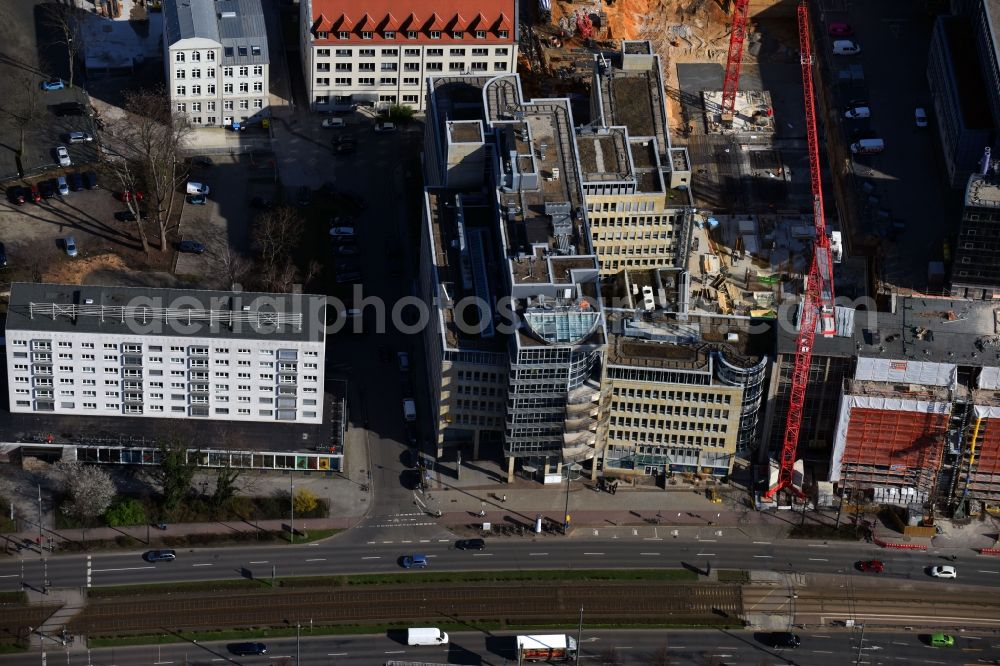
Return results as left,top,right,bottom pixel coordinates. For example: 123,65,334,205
13,629,997,666
6,533,1000,591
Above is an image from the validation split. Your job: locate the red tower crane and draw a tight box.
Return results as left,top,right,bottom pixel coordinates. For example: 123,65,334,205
764,0,837,500
720,0,751,122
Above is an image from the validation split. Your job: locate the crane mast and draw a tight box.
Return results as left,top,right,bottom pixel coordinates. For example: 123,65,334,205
764,0,837,500
720,0,751,123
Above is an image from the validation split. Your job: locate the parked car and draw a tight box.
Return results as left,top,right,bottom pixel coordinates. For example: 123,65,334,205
321,117,346,129
67,172,84,191
832,39,861,55
374,121,397,133
843,106,870,119
401,554,428,569
333,244,358,256
928,565,957,579
51,101,86,117
757,632,800,649
63,236,78,257
38,180,57,199
827,22,853,37
185,181,210,195
455,538,486,551
28,184,41,203
55,145,71,167
119,190,144,202
857,560,884,573
179,240,206,254
65,131,93,144
6,186,26,205
82,171,98,189
143,549,176,562
188,155,214,168
297,185,312,207
41,79,65,91
114,210,148,222
227,643,267,656
929,634,954,647
333,140,356,155
187,194,207,205
56,176,69,195
397,351,410,372
915,107,928,128
330,226,356,239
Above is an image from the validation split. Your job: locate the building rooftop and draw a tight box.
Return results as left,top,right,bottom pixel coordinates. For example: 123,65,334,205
576,129,631,183
309,0,515,44
594,43,670,156
605,313,762,371
5,283,326,344
965,172,1000,208
164,0,219,43
164,0,269,64
778,295,1000,366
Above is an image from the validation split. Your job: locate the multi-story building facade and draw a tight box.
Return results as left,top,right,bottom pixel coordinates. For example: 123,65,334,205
583,42,693,276
5,283,326,424
952,169,1000,298
300,0,518,112
163,0,270,127
421,73,607,481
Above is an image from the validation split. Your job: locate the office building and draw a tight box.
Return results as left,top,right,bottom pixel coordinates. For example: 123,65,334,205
300,0,518,112
163,0,270,127
952,169,1000,298
5,283,326,424
583,42,693,276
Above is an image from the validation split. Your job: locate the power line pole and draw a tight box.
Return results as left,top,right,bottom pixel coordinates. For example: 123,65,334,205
575,606,583,666
289,475,294,544
296,623,301,666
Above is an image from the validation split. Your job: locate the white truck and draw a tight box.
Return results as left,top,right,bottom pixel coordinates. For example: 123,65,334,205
403,398,417,422
406,627,449,646
516,635,577,663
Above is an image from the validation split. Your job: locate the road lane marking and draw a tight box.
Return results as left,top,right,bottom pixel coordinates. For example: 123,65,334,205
306,558,326,562
696,553,716,556
426,555,438,558
327,654,347,657
811,650,833,654
361,556,381,560
583,552,604,555
249,561,268,564
809,558,829,562
438,539,450,543
384,651,405,654
753,541,771,545
381,541,393,544
640,552,660,556
643,537,663,541
401,540,412,543
192,563,213,567
808,543,829,547
891,642,908,646
473,553,493,557
698,539,717,543
154,662,174,664
753,555,773,559
977,570,1000,574
529,553,548,556
419,540,430,543
92,566,155,573
0,575,21,578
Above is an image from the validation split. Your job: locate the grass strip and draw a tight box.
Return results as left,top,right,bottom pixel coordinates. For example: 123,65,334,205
89,568,699,597
716,570,750,583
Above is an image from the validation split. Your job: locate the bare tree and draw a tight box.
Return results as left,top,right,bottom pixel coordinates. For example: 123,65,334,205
43,3,84,88
649,642,675,666
0,71,43,176
102,151,153,254
103,87,192,254
211,237,252,290
251,206,304,292
53,462,116,521
600,646,623,666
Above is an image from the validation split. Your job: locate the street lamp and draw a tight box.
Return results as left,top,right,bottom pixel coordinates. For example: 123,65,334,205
562,462,582,535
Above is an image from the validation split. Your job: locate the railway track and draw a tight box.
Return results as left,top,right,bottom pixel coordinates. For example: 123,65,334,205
70,582,743,635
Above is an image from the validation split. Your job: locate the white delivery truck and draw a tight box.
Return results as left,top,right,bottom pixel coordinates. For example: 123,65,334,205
406,627,449,646
403,398,417,422
516,634,577,663
850,138,884,154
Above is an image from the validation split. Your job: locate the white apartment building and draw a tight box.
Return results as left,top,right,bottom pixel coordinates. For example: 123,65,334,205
5,284,327,424
163,0,270,127
300,0,517,112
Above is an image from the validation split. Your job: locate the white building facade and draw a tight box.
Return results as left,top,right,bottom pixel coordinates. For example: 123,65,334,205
5,284,327,424
163,0,270,127
300,0,517,111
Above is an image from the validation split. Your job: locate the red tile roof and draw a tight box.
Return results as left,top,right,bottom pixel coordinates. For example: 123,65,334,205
311,0,516,44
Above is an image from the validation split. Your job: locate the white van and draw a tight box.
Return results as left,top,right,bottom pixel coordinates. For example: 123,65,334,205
406,628,448,646
186,182,210,195
832,40,861,55
850,138,884,154
403,398,417,422
843,106,870,119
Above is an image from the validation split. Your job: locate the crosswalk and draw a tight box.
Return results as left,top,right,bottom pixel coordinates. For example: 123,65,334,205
359,512,438,529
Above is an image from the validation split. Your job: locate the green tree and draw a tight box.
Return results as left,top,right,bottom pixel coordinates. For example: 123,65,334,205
154,442,196,513
293,488,318,515
211,466,241,509
105,498,148,527
387,104,414,123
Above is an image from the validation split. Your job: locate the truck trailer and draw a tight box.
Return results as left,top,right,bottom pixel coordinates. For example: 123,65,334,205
516,635,577,663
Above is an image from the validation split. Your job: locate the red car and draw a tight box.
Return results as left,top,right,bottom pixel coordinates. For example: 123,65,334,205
828,22,853,37
119,190,145,202
29,184,41,203
857,559,885,573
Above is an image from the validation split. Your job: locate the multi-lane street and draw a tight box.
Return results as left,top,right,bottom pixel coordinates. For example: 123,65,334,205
10,629,998,666
4,533,998,591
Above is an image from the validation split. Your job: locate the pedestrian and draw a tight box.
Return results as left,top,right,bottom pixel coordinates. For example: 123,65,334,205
502,494,507,503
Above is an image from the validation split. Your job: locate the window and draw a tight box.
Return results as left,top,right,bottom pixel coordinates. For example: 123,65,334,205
475,30,486,39
224,100,234,110
239,66,249,77
380,77,397,85
472,48,488,56
207,51,215,61
358,63,375,71
318,48,331,57
253,81,263,92
471,62,487,71
339,31,349,39
427,48,443,57
315,78,330,87
359,77,375,86
361,31,373,40
384,31,396,40
335,48,351,57
239,99,249,110
494,62,507,70
224,47,234,57
176,85,186,96
207,116,216,124
381,63,397,71
253,65,263,76
496,48,509,56
335,63,352,71
176,103,186,112
404,77,419,85
450,48,466,56
176,69,186,79
407,31,417,39
453,31,463,39
404,48,420,57
191,86,201,95
239,82,249,93
192,101,202,111
359,48,375,57
430,31,441,39
224,83,233,93
223,66,233,77
191,68,201,78
426,62,442,71
449,62,465,71
207,67,216,77
252,46,261,56
238,46,248,57
403,63,420,72
317,62,331,72
207,84,216,95
317,31,329,39
499,30,509,39
335,77,351,86
192,51,201,62
253,99,263,109
402,94,418,104
175,52,185,63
